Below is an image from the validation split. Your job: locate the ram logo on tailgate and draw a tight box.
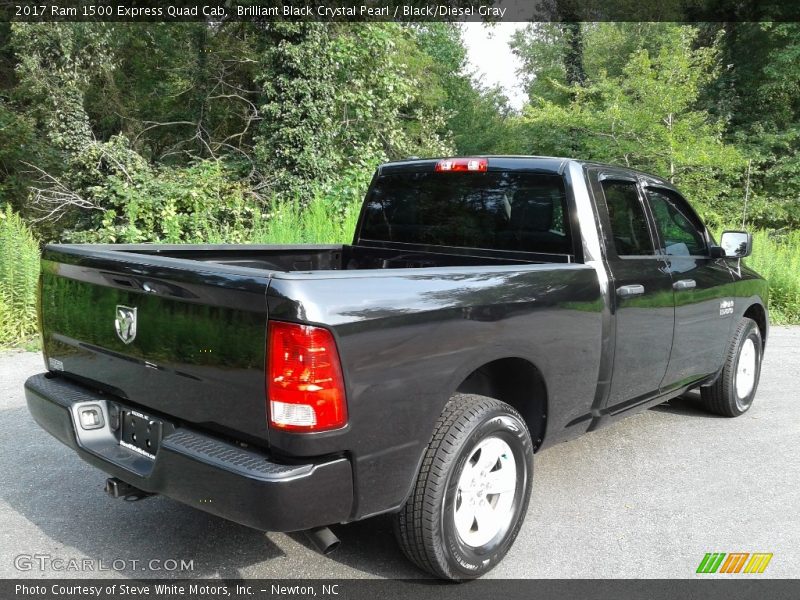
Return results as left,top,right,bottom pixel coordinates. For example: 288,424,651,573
114,305,138,344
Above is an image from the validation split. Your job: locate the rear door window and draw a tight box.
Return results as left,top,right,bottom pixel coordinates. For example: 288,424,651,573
600,180,656,256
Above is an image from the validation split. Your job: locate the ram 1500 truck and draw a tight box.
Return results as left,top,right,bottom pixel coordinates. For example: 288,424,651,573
25,157,768,579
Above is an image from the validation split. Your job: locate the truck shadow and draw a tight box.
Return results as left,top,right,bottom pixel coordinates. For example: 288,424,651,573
650,390,726,418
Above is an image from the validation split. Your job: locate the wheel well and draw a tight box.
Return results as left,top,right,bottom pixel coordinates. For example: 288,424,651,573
743,303,767,347
455,358,548,451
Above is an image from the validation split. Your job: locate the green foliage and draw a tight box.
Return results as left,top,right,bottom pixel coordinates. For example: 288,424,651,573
84,23,262,163
0,100,49,213
744,230,800,325
511,23,572,104
582,23,694,81
64,143,256,244
11,23,115,154
2,22,454,224
251,192,362,246
520,25,744,226
254,23,339,205
407,23,521,155
1,20,800,338
0,206,40,347
254,23,452,204
714,23,800,230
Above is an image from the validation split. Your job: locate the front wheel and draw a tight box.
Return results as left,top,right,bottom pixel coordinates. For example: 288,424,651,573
393,394,533,580
701,317,763,417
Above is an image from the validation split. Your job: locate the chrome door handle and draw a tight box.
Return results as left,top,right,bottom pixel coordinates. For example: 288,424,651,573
616,284,645,298
673,279,696,290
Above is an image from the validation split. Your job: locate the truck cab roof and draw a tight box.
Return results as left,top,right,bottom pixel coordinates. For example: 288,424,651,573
379,155,678,192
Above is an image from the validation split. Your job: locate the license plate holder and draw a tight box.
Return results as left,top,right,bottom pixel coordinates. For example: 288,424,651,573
118,409,172,459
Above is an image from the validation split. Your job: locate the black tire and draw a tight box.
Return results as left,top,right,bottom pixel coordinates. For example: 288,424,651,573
701,317,763,417
393,393,533,580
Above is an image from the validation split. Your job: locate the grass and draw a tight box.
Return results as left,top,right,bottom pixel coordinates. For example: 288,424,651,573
744,229,800,324
250,196,362,245
0,206,40,348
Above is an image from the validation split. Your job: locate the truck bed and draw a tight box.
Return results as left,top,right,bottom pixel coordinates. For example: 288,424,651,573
79,242,570,272
39,242,580,451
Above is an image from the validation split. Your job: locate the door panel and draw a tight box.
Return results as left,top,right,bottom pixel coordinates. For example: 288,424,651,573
662,257,735,388
595,177,675,407
607,258,675,404
644,186,735,388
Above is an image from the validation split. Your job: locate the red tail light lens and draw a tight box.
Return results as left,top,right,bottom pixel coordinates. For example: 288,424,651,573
435,158,488,172
267,321,347,432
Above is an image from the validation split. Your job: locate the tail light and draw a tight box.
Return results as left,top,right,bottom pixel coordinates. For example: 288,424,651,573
267,321,347,432
435,158,488,172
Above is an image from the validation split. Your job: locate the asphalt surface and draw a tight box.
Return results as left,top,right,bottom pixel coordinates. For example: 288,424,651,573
1,327,798,580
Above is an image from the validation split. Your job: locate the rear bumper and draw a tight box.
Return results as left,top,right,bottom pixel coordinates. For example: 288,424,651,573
24,373,354,532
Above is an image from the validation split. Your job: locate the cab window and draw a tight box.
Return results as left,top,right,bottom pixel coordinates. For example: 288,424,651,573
645,188,708,256
601,180,655,256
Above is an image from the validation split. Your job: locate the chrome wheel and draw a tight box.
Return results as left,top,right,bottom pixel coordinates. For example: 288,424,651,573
453,436,517,548
736,338,757,399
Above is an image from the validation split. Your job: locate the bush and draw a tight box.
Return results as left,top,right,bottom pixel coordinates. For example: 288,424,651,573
745,229,800,324
64,149,257,244
27,137,258,245
0,206,40,347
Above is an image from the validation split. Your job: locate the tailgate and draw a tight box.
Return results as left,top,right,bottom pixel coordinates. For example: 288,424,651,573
39,245,271,444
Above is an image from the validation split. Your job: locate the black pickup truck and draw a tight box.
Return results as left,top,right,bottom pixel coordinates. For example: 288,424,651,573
25,156,768,579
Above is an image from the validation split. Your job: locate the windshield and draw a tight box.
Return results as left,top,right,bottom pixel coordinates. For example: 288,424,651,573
359,171,573,255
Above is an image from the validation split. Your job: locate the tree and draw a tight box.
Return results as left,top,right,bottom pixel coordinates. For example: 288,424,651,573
511,23,572,105
11,24,116,154
713,23,800,229
254,23,453,204
413,23,521,155
520,25,744,225
85,23,262,166
252,23,338,204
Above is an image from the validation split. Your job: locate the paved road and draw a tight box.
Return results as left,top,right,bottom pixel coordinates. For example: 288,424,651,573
1,328,798,579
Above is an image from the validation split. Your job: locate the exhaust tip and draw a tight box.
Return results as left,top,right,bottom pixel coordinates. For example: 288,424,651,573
304,526,340,555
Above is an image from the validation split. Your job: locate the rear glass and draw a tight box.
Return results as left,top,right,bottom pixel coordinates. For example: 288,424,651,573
359,171,573,255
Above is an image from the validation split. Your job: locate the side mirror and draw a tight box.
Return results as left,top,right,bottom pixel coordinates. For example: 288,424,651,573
719,230,753,258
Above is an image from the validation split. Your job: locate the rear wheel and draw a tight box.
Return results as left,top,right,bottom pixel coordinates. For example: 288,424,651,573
393,394,533,580
701,317,763,417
